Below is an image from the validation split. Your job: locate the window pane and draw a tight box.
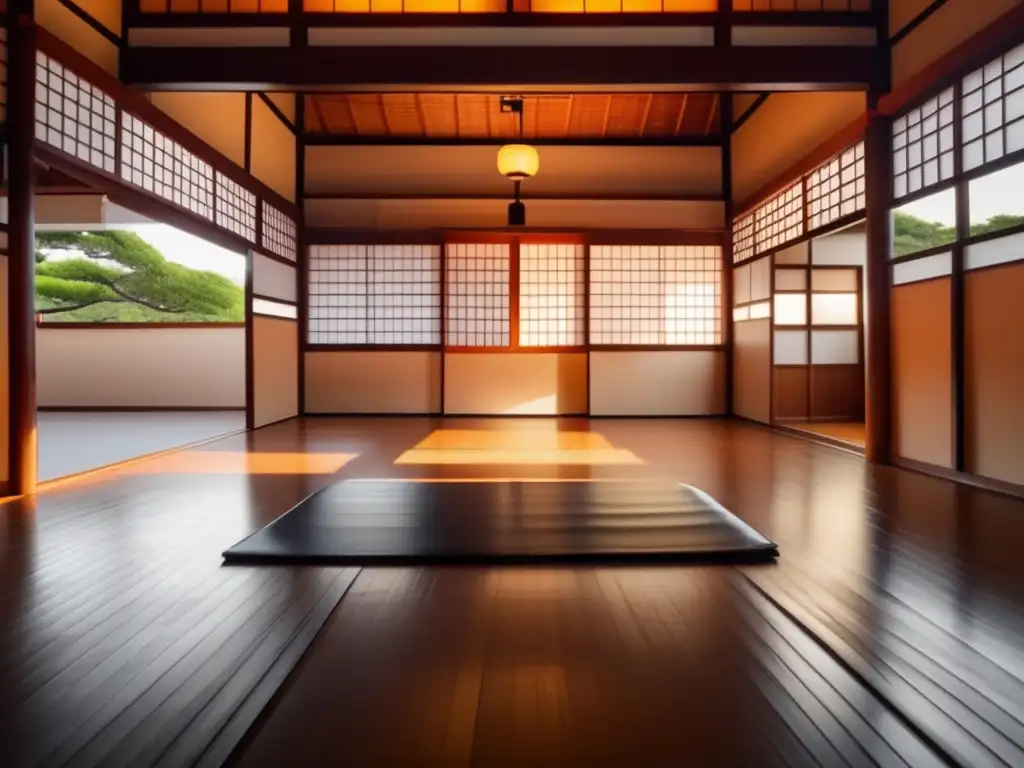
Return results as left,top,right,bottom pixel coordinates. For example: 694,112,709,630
968,162,1024,238
891,187,957,258
811,293,858,325
773,293,806,325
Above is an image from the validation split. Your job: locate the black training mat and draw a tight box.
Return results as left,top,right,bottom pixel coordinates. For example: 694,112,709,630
223,480,778,565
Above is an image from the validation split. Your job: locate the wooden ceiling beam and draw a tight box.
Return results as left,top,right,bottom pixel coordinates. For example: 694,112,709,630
601,95,612,138
639,93,654,137
674,94,688,136
302,135,724,147
562,94,574,138
123,46,874,90
704,95,719,136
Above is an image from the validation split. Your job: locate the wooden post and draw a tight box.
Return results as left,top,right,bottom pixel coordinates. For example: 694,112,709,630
8,7,38,495
864,94,892,465
721,98,734,415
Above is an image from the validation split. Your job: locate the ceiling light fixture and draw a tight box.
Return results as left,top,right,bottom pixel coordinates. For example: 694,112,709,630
497,96,538,227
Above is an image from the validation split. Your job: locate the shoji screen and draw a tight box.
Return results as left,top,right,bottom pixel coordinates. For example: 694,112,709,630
304,244,442,414
252,252,299,428
443,241,586,415
589,244,725,416
771,231,865,422
732,253,772,423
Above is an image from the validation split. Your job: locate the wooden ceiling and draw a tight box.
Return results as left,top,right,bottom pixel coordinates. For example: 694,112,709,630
305,93,722,140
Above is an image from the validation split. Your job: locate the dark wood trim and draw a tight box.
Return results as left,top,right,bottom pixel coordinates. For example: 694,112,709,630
303,227,723,246
890,0,950,46
38,405,246,412
962,219,1024,248
730,93,769,135
863,96,892,465
721,94,735,415
303,411,444,418
890,242,955,263
35,26,300,220
252,293,297,306
951,77,968,474
125,11,877,29
510,236,521,350
590,344,725,353
304,192,725,202
8,9,39,496
305,344,442,353
37,322,246,329
257,92,297,134
248,413,301,431
735,115,867,216
252,309,299,321
892,457,1024,502
244,92,253,173
56,0,121,47
770,422,866,456
245,249,255,431
121,45,877,90
296,93,307,416
303,135,724,148
305,228,445,246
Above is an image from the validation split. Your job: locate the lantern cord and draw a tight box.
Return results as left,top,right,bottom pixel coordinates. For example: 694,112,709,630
514,179,522,203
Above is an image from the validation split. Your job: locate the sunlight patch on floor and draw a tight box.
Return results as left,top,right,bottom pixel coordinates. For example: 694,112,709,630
396,429,643,466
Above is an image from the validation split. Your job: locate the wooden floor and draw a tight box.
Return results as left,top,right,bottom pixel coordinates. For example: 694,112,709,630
37,410,246,482
788,420,867,448
2,417,1023,767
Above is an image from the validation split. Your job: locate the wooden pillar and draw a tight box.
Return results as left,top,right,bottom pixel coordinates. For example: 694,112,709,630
864,94,892,465
721,98,734,415
8,7,38,495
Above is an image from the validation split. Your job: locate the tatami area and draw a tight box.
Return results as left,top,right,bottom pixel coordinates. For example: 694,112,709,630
2,417,1022,767
36,410,246,483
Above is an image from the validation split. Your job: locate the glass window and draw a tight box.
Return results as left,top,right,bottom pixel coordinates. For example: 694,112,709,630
891,187,957,258
968,162,1024,238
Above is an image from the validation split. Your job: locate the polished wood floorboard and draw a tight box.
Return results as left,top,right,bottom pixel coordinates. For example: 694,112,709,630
2,416,1023,767
789,420,867,448
36,410,246,482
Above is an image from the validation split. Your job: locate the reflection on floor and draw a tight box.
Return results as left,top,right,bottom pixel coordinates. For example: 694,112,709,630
2,417,1022,768
37,409,246,482
790,420,866,448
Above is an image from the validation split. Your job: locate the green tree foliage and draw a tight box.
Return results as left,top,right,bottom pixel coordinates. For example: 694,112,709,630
893,212,1024,257
35,231,244,323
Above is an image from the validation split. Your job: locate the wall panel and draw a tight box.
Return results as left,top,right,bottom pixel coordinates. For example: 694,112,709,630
252,316,299,428
734,318,771,424
731,92,866,205
35,0,118,74
589,351,725,416
304,145,723,198
891,0,1020,87
148,92,248,168
444,353,587,415
304,351,442,414
304,198,725,230
810,365,864,420
965,263,1024,485
250,96,297,203
37,327,244,408
892,279,953,468
0,254,8,487
773,366,809,421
